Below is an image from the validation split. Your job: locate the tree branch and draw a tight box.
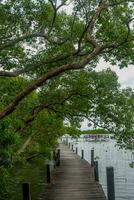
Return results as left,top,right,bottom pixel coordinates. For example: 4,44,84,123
87,0,107,35
0,52,76,77
0,32,48,51
15,92,89,132
0,46,103,120
0,25,69,53
17,132,35,155
76,0,106,52
0,34,131,119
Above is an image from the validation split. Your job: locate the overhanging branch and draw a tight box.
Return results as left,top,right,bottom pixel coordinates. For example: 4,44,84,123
0,46,103,120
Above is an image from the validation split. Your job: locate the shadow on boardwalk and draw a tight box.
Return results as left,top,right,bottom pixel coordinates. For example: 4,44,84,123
39,143,106,200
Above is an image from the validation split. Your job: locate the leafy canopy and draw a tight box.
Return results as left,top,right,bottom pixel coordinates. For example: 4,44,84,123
0,0,134,182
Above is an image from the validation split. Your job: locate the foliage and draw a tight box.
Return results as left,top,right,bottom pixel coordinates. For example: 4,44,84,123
0,167,10,200
8,157,48,200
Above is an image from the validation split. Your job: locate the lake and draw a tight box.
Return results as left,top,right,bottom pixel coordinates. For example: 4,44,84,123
63,135,134,200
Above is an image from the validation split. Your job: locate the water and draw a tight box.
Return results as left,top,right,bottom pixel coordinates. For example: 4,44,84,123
64,136,134,200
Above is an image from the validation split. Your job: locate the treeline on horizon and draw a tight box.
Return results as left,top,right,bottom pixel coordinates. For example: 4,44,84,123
82,129,111,135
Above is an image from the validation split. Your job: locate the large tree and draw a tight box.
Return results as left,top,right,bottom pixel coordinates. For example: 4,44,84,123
0,0,134,118
0,0,134,165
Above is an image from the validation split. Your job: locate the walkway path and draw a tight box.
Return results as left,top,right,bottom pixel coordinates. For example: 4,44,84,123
39,143,106,200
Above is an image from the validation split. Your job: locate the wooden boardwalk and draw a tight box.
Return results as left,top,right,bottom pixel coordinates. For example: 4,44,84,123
39,143,106,200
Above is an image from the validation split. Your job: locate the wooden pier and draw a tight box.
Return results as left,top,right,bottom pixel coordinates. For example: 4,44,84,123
39,143,106,200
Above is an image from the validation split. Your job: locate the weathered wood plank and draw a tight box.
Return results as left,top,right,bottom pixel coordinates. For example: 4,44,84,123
39,143,106,200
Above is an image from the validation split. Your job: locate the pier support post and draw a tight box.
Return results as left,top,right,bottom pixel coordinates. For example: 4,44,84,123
91,149,94,167
65,137,68,145
46,164,51,183
22,183,31,200
106,167,115,200
81,149,84,159
56,149,60,166
53,150,56,168
71,144,73,151
76,147,78,154
94,161,99,182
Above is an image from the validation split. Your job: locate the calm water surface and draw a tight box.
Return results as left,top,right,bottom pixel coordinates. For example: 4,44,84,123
65,136,134,200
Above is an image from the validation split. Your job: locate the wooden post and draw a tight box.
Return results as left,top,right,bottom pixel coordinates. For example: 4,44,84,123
71,144,73,151
69,142,70,148
91,149,94,167
81,149,84,159
53,150,56,168
22,183,31,200
56,149,60,166
106,167,115,200
76,147,78,154
66,137,68,145
46,164,51,183
94,161,99,182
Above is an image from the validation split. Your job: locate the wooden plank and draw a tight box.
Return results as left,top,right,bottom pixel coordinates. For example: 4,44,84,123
38,143,106,200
